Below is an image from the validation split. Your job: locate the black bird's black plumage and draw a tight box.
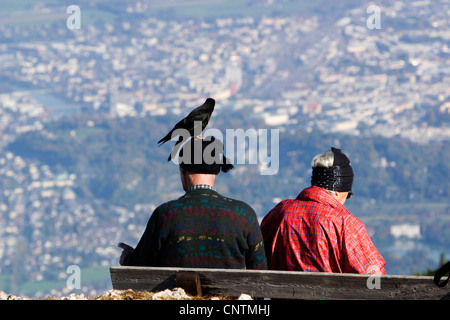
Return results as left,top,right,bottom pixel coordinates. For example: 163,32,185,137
158,98,215,161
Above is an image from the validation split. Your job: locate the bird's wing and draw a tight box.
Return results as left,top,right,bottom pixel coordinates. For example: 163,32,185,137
158,98,214,145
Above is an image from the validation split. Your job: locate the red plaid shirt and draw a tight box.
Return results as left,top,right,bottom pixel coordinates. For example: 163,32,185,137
260,186,385,274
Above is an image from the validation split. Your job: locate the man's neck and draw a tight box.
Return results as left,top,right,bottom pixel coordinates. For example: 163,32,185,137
186,173,216,189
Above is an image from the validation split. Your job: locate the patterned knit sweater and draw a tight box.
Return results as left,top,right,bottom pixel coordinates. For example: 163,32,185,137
122,187,267,270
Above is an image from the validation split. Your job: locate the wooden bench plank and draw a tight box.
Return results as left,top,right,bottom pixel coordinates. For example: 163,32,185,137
110,266,450,300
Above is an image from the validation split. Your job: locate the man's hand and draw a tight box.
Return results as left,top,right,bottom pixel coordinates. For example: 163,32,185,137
118,242,134,265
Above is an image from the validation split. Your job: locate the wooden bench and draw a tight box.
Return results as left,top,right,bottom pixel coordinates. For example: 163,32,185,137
110,266,450,300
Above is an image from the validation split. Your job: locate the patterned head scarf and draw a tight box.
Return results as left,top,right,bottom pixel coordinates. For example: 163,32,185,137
311,147,354,196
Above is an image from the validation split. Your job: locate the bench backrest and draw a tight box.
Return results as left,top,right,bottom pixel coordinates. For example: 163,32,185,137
110,266,449,300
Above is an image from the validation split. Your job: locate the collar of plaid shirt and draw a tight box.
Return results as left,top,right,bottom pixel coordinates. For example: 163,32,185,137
295,185,343,208
186,184,217,193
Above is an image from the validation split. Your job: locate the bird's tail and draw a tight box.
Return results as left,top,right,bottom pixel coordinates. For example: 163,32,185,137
158,131,173,146
167,136,184,161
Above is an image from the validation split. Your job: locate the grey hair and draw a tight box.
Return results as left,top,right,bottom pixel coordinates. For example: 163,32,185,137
311,150,337,196
311,150,334,168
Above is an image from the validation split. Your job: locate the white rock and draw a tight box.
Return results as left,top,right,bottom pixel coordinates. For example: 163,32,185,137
0,291,9,300
237,293,253,300
152,288,192,300
101,289,133,300
0,291,25,300
64,293,86,300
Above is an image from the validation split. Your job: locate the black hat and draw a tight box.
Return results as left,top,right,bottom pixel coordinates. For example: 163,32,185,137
178,136,234,174
311,147,354,195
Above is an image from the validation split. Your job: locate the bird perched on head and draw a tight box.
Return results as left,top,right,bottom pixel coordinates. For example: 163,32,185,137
158,98,215,161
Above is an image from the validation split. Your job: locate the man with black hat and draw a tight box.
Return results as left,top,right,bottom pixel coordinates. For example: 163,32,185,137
118,136,267,270
260,147,385,274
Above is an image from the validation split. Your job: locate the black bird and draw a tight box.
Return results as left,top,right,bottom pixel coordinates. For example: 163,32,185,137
158,98,215,160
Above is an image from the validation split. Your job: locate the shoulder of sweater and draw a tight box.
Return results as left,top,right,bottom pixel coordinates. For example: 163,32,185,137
213,192,256,211
168,189,257,214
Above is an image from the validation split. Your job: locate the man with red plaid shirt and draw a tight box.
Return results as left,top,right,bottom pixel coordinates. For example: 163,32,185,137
261,147,385,274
